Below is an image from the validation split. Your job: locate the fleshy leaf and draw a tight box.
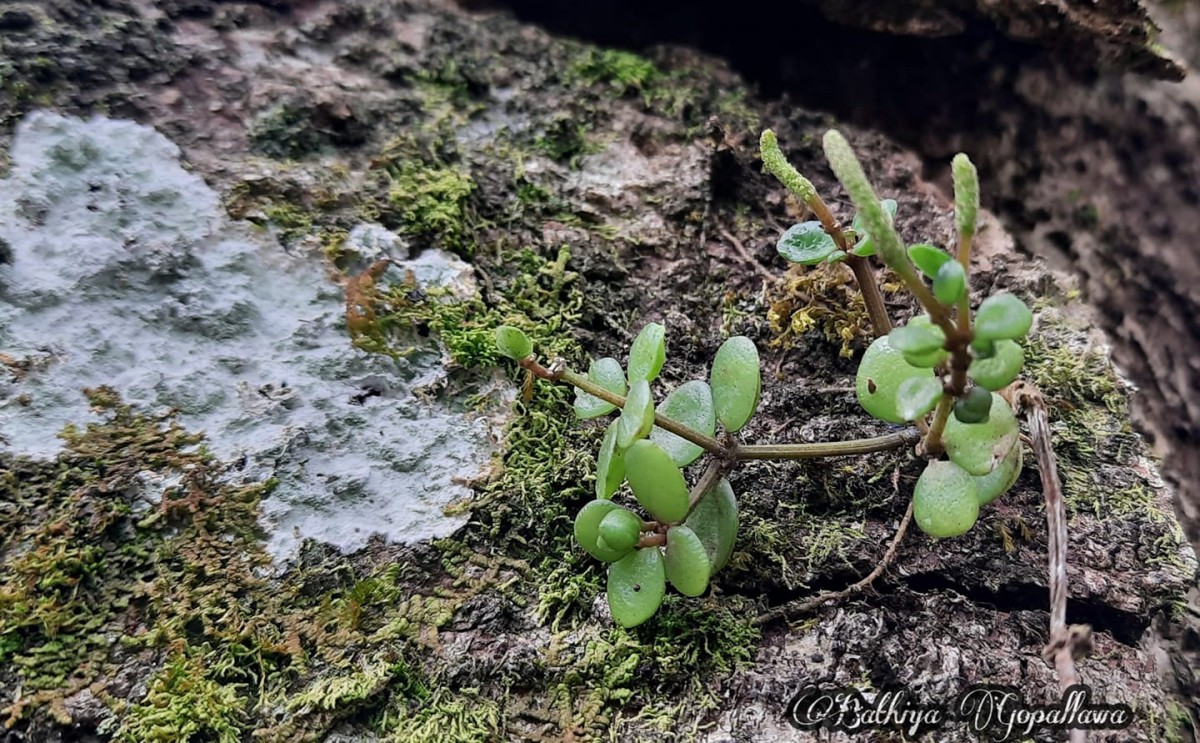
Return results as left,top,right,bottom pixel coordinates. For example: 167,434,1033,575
599,508,643,554
900,316,950,368
649,380,716,468
628,322,666,382
607,548,666,628
932,260,967,305
969,340,1024,391
825,250,847,264
617,380,655,449
888,323,946,355
856,335,936,424
953,386,993,425
943,392,1020,476
624,440,690,523
777,221,837,265
896,376,943,421
595,420,626,499
574,357,628,419
913,461,980,538
974,293,1033,341
906,243,952,279
710,336,761,433
685,478,738,573
574,500,631,562
494,325,532,360
664,525,712,597
974,442,1022,506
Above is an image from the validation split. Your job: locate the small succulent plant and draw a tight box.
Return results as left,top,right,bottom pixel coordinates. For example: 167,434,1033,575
493,128,1033,627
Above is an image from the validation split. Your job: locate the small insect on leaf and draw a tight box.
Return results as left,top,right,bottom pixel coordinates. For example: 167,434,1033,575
607,547,666,628
574,500,633,562
710,336,761,433
649,380,716,468
624,440,690,523
973,293,1033,342
969,339,1024,391
887,323,946,356
906,243,953,279
595,420,626,499
574,357,628,419
617,380,656,449
777,221,837,265
896,376,943,421
850,199,898,257
684,478,738,573
932,260,967,306
913,460,980,538
628,323,667,382
494,325,533,360
664,525,712,597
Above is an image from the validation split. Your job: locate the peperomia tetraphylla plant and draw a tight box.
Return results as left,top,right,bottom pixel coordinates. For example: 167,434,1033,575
493,129,1034,628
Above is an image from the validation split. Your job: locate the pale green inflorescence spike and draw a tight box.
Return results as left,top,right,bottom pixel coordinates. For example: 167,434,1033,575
822,130,907,273
952,153,979,238
759,130,817,204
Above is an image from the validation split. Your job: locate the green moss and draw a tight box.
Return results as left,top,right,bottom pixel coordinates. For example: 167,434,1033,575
568,49,660,98
264,202,315,245
383,159,475,255
112,654,246,743
249,103,331,160
534,118,600,168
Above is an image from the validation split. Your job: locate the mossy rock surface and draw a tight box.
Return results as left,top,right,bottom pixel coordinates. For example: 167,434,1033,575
0,0,1196,741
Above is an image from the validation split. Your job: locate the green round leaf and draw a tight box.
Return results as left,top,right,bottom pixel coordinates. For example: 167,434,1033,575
607,548,666,628
599,508,643,554
971,337,996,359
494,325,532,360
953,386,993,424
628,322,666,382
574,357,628,419
649,380,716,468
710,336,761,433
933,260,967,306
850,199,898,257
901,316,950,368
777,221,837,265
969,340,1024,391
896,376,943,421
684,478,738,573
974,293,1032,342
664,525,712,597
888,323,946,356
913,460,980,538
574,500,631,562
906,243,953,279
856,336,936,424
943,392,1020,476
825,250,848,264
624,440,690,523
617,380,655,449
596,420,626,499
974,441,1023,506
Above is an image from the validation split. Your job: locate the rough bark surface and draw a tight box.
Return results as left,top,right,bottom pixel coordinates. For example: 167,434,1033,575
0,0,1197,741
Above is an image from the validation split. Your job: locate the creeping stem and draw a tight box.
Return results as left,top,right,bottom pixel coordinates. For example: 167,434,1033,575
529,358,919,461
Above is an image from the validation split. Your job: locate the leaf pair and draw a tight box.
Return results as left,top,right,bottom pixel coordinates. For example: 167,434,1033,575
775,200,896,266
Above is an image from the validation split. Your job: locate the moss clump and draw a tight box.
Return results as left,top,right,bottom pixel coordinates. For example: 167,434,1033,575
568,48,660,97
767,263,900,358
381,157,475,256
111,655,246,743
263,202,315,245
249,103,332,161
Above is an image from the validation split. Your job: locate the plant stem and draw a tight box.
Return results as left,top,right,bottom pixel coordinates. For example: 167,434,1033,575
683,460,727,521
922,396,953,456
539,360,922,462
553,366,727,455
844,256,893,336
734,429,920,460
955,233,973,337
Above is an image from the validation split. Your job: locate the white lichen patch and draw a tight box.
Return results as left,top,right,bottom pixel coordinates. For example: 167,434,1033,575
0,112,505,560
